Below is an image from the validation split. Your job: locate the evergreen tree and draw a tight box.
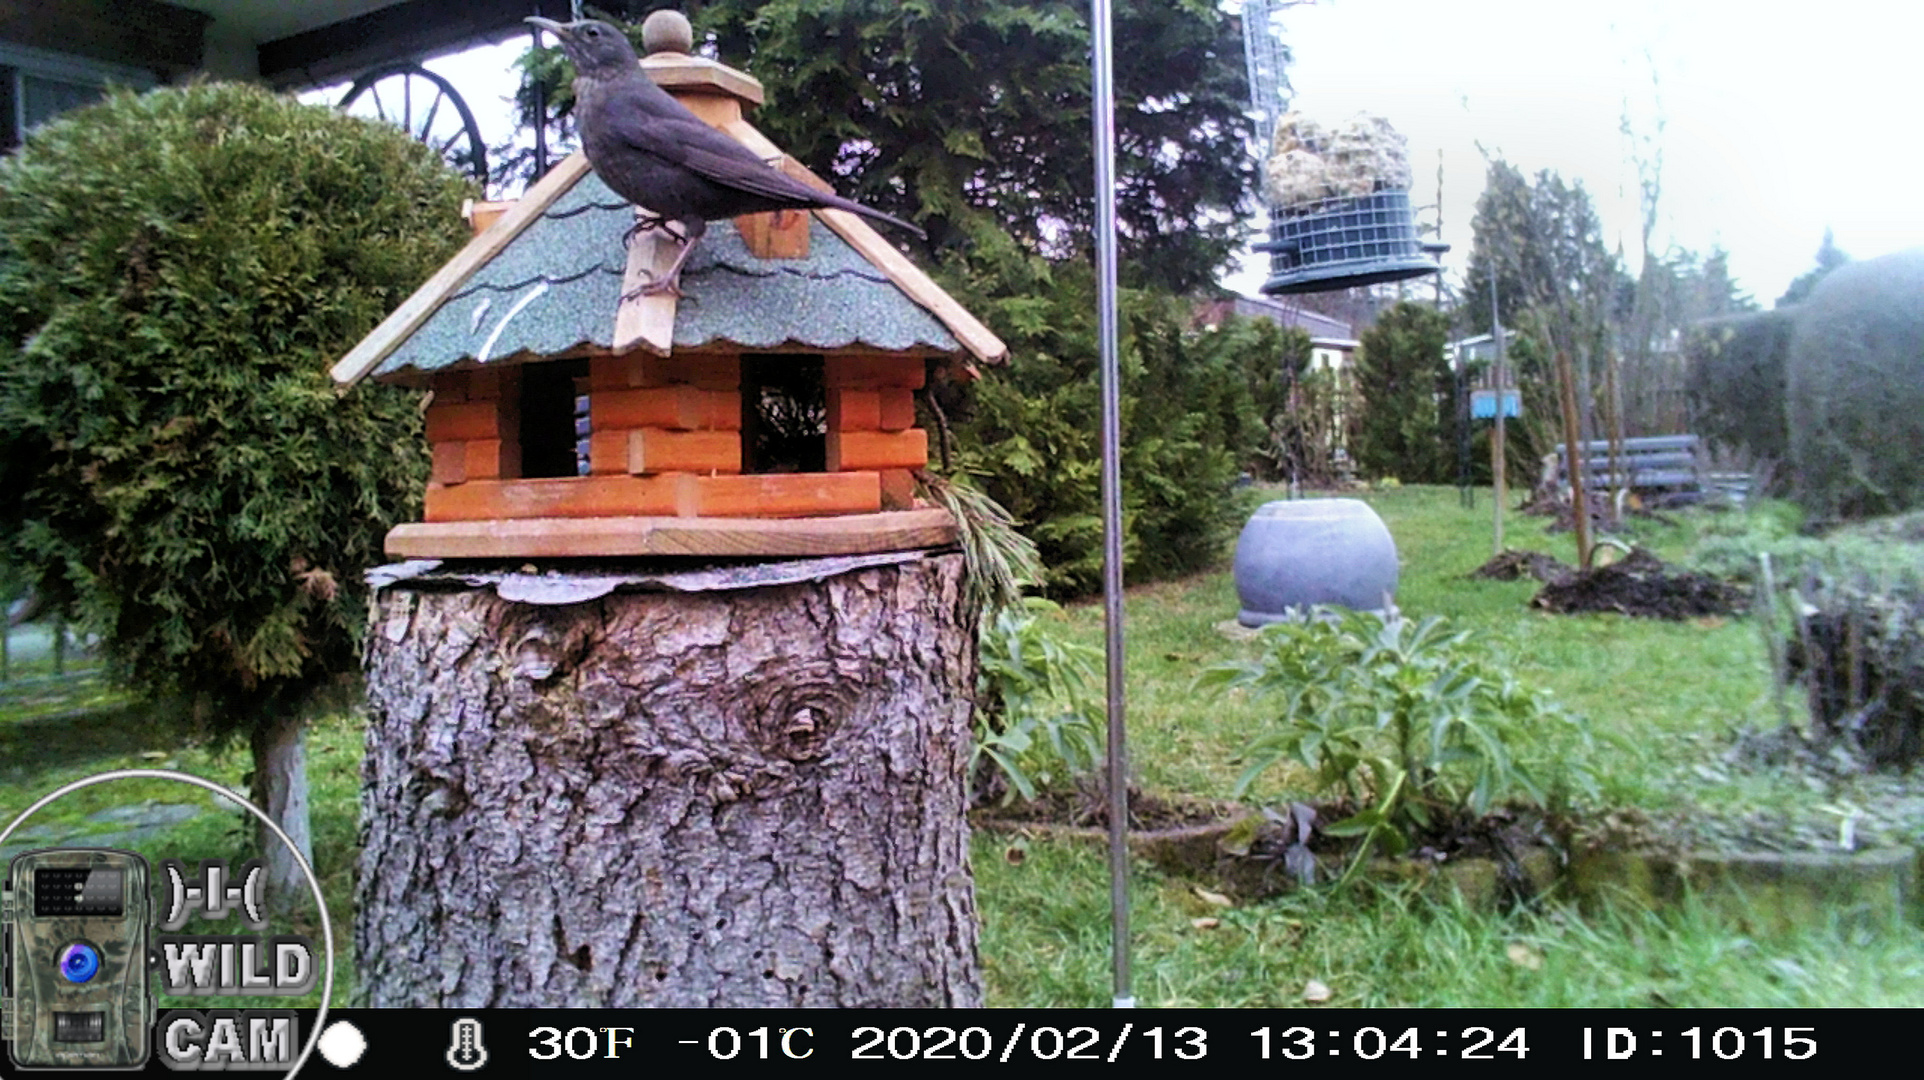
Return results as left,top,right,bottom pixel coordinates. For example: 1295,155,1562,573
1695,246,1756,318
1776,228,1850,308
1460,159,1620,456
1350,301,1453,483
0,84,473,904
512,0,1259,294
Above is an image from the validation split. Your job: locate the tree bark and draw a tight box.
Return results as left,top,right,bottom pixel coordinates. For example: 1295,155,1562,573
249,707,313,915
355,553,982,1007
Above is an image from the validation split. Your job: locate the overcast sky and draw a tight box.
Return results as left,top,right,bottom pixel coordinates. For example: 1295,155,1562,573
1225,0,1924,303
385,1,1924,308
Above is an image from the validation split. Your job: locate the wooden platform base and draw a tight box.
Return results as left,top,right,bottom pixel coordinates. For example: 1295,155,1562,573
384,508,958,559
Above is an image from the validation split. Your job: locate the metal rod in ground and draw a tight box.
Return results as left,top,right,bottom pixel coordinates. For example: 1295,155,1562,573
1089,0,1131,1010
1491,282,1506,553
1758,552,1793,730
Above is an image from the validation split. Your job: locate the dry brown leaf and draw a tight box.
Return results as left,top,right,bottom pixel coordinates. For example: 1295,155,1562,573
1192,886,1234,908
1190,917,1220,930
1506,942,1542,970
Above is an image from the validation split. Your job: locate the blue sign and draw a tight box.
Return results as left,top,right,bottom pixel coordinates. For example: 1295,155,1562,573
1471,389,1521,419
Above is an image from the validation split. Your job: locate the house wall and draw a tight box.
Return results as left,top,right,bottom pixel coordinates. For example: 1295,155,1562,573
417,352,932,523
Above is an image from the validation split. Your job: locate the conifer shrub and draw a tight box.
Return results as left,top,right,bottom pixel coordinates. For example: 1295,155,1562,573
1783,250,1924,520
941,239,1271,596
0,83,474,734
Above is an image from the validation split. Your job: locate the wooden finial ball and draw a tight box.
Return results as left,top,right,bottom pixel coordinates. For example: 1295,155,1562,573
641,10,695,56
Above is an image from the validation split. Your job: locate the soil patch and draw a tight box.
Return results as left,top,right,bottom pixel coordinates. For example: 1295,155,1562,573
1519,491,1681,533
970,785,1237,832
1469,549,1576,586
1530,547,1748,619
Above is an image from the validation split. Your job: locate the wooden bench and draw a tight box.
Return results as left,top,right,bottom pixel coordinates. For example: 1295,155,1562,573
1553,434,1705,495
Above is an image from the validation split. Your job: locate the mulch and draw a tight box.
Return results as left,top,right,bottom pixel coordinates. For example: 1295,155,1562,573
1529,547,1749,620
1471,547,1749,619
1468,549,1577,586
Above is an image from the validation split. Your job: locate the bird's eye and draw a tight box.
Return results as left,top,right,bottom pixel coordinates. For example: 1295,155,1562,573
584,27,600,37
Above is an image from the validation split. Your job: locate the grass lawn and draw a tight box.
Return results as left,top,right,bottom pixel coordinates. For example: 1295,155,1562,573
976,485,1924,1007
3,484,1920,1008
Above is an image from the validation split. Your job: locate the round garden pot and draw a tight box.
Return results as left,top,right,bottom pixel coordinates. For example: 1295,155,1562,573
1233,498,1399,626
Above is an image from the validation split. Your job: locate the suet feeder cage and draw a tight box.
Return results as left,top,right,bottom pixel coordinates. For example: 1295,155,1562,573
1255,111,1438,295
1258,190,1439,294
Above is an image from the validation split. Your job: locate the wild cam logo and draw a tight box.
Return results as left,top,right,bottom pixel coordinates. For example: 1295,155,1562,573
1,848,153,1070
2,852,320,1072
153,859,314,1072
155,860,315,998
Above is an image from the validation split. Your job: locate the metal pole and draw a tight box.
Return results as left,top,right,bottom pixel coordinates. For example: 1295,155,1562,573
1090,0,1131,1010
531,19,550,179
1491,282,1506,553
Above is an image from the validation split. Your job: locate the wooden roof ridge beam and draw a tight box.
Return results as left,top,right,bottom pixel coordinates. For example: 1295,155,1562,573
331,152,594,389
612,208,681,357
718,118,1010,367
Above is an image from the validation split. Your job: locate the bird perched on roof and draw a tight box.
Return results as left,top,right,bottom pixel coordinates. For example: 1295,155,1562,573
527,16,925,298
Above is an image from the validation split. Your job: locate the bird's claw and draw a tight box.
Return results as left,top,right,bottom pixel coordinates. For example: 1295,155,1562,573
623,214,687,248
620,274,684,302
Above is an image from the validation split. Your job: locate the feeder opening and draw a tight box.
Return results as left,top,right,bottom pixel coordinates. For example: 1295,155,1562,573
517,358,590,478
742,354,826,474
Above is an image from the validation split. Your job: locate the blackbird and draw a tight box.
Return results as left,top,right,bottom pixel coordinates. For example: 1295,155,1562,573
527,17,924,298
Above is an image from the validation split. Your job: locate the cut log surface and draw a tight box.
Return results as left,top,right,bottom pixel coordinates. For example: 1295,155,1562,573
356,553,983,1007
386,507,954,560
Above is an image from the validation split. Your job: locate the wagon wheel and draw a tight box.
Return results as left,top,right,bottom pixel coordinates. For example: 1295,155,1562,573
337,63,488,184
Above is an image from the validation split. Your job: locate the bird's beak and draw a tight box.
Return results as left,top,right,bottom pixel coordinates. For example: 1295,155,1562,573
524,16,574,44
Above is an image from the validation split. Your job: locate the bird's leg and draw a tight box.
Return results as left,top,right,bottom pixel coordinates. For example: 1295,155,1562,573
622,217,706,301
623,210,688,248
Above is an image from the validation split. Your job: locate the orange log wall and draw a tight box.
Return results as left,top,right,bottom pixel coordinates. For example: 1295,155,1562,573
422,353,931,521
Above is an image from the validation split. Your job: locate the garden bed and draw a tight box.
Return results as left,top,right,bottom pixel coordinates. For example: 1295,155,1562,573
1469,547,1748,619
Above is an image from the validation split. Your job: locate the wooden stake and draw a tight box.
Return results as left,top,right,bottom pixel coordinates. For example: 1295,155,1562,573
1556,348,1593,569
1758,553,1793,731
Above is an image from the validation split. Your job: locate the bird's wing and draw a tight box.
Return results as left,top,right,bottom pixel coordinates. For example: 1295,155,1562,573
602,82,825,207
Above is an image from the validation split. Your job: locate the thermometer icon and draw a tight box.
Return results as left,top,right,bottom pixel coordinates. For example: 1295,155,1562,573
447,1018,489,1071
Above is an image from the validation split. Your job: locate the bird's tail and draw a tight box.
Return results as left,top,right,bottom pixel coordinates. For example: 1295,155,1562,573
818,193,927,241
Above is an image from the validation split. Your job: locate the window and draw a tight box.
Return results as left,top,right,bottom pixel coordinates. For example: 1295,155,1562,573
741,354,826,474
517,359,589,479
0,44,152,153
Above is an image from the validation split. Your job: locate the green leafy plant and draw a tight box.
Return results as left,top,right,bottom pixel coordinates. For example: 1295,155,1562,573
1199,608,1591,878
971,598,1103,806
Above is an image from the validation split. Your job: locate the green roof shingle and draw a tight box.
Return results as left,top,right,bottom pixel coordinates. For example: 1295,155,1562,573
373,172,959,383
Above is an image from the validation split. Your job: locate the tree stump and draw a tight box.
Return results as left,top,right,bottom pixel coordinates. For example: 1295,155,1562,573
355,553,982,1007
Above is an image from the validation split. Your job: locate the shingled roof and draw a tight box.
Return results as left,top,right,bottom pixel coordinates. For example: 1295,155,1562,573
364,168,967,385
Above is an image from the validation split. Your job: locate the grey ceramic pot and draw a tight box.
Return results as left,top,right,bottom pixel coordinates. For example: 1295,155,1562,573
1233,498,1399,626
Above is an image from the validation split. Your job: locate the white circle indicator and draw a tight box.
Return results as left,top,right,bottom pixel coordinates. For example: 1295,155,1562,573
318,1020,368,1068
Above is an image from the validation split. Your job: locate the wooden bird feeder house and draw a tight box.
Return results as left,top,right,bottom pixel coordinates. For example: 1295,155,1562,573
344,14,998,1008
331,25,1006,561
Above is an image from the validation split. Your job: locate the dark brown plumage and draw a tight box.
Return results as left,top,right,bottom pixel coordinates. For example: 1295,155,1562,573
528,17,924,298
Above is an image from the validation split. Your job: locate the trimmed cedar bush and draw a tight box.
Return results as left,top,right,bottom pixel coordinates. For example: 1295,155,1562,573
0,83,474,895
1783,249,1924,520
1349,300,1457,485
